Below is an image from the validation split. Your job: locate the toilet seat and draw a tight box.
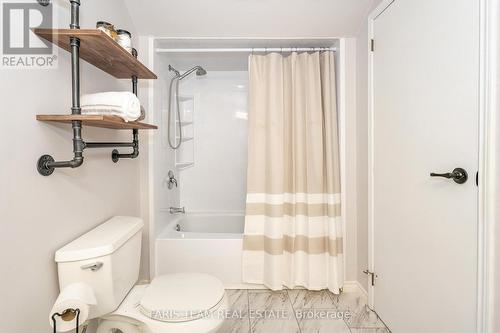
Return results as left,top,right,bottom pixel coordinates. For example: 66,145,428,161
138,273,225,322
97,273,227,333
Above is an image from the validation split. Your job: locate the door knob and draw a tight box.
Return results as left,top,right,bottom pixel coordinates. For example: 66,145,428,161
430,167,468,184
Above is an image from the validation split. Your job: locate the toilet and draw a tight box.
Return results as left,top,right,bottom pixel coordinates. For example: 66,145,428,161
54,216,227,333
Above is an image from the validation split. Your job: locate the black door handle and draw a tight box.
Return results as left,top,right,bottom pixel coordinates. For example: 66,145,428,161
430,168,468,184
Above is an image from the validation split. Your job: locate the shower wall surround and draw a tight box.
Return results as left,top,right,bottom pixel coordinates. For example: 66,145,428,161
150,39,359,288
178,71,248,213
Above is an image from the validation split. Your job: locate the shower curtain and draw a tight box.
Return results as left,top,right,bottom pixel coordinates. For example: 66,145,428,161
242,51,343,293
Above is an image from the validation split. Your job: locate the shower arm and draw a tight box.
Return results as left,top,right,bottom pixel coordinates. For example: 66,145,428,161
37,0,141,175
178,66,201,80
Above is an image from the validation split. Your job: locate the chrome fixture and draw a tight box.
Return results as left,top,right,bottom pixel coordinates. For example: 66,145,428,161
167,170,178,189
80,262,103,271
169,206,186,214
176,65,207,80
167,64,207,149
157,47,337,53
37,0,51,6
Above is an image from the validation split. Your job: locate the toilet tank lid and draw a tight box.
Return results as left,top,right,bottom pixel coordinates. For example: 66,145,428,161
55,216,143,263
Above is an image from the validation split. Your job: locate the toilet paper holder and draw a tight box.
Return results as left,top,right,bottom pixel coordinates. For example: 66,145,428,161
51,308,85,333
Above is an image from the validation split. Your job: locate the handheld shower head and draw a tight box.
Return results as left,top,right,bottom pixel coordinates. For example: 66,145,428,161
166,64,207,150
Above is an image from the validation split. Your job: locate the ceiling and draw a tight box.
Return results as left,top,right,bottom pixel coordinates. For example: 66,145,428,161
123,0,375,38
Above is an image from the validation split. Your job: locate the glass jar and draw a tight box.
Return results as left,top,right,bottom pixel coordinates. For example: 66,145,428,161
116,29,132,53
96,21,117,40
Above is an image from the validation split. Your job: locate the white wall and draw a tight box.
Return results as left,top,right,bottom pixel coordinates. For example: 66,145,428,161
124,0,373,38
178,71,248,213
0,1,144,332
341,39,360,283
147,51,180,278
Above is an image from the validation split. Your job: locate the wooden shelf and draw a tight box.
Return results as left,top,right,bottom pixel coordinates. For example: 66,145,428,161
33,29,157,79
37,114,158,130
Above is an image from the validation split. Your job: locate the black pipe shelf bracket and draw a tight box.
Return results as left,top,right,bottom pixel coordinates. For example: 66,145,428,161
36,0,155,176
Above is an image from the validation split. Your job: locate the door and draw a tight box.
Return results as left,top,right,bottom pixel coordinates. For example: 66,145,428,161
371,0,479,332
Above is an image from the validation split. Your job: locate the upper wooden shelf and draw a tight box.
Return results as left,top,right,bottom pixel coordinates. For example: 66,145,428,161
37,114,158,130
34,29,157,79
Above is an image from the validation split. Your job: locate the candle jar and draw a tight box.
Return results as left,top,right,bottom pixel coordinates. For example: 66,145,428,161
96,21,117,40
116,29,132,54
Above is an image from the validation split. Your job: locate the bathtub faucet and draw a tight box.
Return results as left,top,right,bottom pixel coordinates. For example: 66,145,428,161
169,206,185,214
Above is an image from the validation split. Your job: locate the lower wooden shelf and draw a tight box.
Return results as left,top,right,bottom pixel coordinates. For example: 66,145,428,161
37,114,158,130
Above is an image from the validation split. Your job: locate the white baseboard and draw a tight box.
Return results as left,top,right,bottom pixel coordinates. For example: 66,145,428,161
343,280,368,297
145,277,367,296
225,280,368,297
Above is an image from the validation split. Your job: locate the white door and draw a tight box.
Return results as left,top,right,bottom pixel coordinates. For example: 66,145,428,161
371,0,479,332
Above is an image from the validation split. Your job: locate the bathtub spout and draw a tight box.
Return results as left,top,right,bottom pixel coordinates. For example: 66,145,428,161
169,206,186,214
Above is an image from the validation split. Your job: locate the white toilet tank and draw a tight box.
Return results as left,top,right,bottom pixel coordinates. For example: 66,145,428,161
55,216,143,319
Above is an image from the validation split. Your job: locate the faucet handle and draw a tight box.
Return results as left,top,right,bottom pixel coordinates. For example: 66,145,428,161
167,170,178,189
169,206,186,214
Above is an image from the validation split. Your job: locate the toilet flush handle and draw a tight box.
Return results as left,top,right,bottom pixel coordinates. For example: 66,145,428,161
81,262,103,271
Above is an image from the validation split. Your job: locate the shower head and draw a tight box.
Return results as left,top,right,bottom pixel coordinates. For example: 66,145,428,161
178,65,207,80
196,67,207,76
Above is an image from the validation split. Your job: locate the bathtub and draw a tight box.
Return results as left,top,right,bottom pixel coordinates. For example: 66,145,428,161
156,213,248,288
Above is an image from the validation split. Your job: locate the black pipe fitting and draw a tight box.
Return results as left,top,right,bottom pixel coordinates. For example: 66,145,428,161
37,0,144,176
85,142,136,149
112,49,141,163
111,129,139,162
69,0,80,29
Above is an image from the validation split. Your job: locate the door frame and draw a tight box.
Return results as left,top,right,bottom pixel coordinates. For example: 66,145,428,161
366,0,497,332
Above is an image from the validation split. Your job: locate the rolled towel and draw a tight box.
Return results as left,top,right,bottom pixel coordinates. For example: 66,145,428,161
81,91,141,122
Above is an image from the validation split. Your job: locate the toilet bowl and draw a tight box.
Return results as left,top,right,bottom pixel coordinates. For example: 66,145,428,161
97,273,228,333
53,217,227,333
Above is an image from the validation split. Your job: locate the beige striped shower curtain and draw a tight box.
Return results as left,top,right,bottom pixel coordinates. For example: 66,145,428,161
242,51,343,293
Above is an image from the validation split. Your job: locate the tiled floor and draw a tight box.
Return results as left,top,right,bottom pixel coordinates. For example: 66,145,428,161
217,289,390,333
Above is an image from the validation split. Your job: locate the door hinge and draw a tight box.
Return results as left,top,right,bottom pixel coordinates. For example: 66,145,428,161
363,269,378,286
371,39,375,52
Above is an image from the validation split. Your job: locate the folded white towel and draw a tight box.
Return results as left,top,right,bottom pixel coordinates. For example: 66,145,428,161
81,91,141,122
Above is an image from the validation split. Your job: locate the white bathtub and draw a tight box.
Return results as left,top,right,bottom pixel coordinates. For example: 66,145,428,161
156,213,247,288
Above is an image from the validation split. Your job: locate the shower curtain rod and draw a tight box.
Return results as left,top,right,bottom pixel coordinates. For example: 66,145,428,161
155,47,337,53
